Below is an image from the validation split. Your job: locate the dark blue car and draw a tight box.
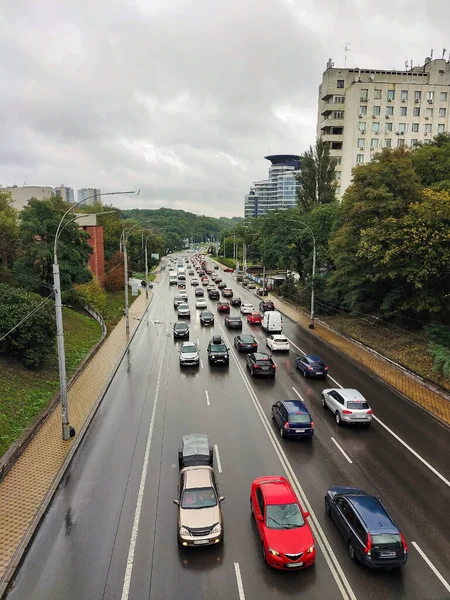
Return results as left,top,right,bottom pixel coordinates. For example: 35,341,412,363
271,400,314,439
295,354,328,378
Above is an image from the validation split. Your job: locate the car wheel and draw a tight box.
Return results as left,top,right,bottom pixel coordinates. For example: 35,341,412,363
250,367,255,377
348,542,356,562
321,394,326,409
262,542,267,564
325,498,331,516
303,369,307,378
280,427,285,438
250,498,254,516
271,408,275,420
271,373,275,379
335,411,342,426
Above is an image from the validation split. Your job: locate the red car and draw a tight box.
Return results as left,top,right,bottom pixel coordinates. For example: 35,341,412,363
217,301,230,313
247,312,262,324
224,267,234,273
250,476,315,570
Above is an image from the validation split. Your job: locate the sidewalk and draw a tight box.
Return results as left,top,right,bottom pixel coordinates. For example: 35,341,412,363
0,290,150,596
265,292,450,426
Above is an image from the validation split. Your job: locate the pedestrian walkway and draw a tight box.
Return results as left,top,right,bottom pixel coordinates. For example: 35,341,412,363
0,290,150,595
267,293,450,426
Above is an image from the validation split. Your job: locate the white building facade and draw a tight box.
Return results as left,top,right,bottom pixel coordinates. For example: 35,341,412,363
77,188,101,206
317,56,450,199
2,186,54,211
244,155,300,218
55,185,74,204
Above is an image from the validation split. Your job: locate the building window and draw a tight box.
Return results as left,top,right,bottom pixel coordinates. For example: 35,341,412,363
333,111,344,119
335,171,341,181
398,123,406,134
359,121,366,133
385,122,393,132
411,139,418,147
438,124,445,133
359,105,367,116
357,138,365,149
385,138,392,148
424,123,432,133
401,90,408,101
372,122,380,133
337,79,344,88
397,139,405,147
356,154,365,164
331,142,343,149
361,89,368,101
334,156,342,165
400,106,407,116
439,107,446,118
387,89,395,101
386,106,394,116
371,138,379,148
333,95,345,103
412,123,419,132
425,107,433,118
336,186,341,195
441,92,448,102
374,89,382,99
413,107,420,117
373,105,381,116
414,90,422,102
427,91,434,102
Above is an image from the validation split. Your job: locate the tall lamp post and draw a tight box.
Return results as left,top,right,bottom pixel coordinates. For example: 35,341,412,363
144,227,167,300
286,219,316,328
121,222,141,335
54,190,135,439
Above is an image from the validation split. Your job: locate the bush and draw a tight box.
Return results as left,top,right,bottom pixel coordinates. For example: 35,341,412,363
429,343,450,379
0,283,56,368
211,256,236,269
74,279,107,314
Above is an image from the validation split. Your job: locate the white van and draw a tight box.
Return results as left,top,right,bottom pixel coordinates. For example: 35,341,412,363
262,310,282,333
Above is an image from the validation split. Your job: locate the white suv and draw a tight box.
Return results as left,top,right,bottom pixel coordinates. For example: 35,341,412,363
321,388,373,426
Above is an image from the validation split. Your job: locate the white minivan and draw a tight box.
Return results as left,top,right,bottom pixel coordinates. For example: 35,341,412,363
262,310,282,333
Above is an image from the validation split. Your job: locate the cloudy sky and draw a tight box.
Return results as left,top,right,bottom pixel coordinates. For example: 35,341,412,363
1,0,448,217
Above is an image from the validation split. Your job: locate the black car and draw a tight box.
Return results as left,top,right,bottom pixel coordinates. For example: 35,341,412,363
214,265,219,270
200,310,215,325
236,275,243,282
173,321,190,338
225,315,242,329
207,335,229,365
188,270,194,275
208,289,220,300
259,300,275,312
325,487,408,569
246,352,276,378
257,288,268,296
234,334,258,352
195,288,205,297
218,281,226,289
230,297,241,307
178,433,213,469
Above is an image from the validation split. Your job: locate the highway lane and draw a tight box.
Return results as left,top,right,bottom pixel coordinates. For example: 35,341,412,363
6,259,450,600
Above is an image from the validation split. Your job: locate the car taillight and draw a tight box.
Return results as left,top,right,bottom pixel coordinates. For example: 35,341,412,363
343,409,352,414
325,366,329,370
254,365,260,369
400,532,408,552
284,422,290,429
367,409,373,414
311,421,314,428
364,533,372,555
271,364,276,369
252,344,257,347
307,366,312,370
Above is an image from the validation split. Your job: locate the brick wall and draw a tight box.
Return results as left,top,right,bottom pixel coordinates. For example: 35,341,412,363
84,225,105,287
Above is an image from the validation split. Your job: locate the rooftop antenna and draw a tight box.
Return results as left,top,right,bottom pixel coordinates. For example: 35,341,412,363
410,59,413,69
405,60,409,70
430,48,434,59
443,48,447,59
343,43,350,67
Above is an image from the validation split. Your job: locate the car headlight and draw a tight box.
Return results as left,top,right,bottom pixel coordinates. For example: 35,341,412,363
211,523,222,534
268,548,280,556
179,526,189,536
211,355,215,359
306,545,315,554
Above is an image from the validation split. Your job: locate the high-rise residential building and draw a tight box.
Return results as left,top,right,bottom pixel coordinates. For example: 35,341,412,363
317,56,450,199
55,185,74,204
244,155,300,218
2,186,54,211
77,188,101,206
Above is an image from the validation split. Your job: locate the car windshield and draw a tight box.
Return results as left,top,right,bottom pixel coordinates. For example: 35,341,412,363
288,414,311,424
256,359,271,365
210,344,227,352
178,304,189,309
241,335,254,343
181,487,217,509
266,503,305,529
347,401,370,409
310,361,325,367
202,311,212,317
275,337,288,343
228,317,240,322
175,323,187,330
175,297,183,302
182,344,197,353
372,533,402,548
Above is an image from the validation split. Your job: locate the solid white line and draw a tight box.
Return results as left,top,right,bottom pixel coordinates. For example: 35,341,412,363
328,374,344,388
373,416,450,488
331,437,353,464
121,336,166,600
285,337,307,356
234,562,246,600
411,541,450,593
214,444,222,473
197,338,199,345
205,390,210,406
292,386,305,401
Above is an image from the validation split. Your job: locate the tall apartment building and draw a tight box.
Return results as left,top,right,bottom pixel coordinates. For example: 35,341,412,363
77,188,101,206
55,185,74,204
317,56,450,199
244,154,300,218
2,186,54,211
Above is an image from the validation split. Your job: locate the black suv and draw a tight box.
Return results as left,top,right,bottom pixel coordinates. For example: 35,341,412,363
173,321,189,338
325,487,408,569
230,297,241,307
195,288,205,297
200,310,214,326
246,352,276,378
207,335,229,365
208,288,220,300
259,300,275,312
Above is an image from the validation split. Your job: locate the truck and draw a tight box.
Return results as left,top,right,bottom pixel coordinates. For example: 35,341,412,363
169,270,178,285
204,261,214,275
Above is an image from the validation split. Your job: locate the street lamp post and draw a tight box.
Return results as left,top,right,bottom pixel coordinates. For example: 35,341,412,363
286,219,316,328
121,222,141,335
54,190,135,439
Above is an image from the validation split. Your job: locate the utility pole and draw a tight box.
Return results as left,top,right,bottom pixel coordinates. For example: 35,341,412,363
123,230,130,335
144,236,149,301
233,233,236,263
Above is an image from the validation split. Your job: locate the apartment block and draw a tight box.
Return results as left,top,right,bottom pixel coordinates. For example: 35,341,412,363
77,188,101,206
55,185,74,204
317,56,450,198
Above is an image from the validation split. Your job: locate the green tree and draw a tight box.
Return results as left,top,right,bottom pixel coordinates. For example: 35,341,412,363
74,279,107,314
295,138,337,212
0,190,19,273
412,133,450,189
13,196,93,293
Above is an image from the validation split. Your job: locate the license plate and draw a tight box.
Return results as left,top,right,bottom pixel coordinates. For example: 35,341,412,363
380,551,396,558
193,540,209,545
262,367,269,371
316,372,323,375
353,415,366,419
286,562,303,568
295,429,306,433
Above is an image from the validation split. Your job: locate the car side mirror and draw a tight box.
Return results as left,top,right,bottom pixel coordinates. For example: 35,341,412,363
173,499,179,505
219,496,225,502
303,511,310,518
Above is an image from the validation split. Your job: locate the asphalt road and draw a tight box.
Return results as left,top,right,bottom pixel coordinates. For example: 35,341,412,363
6,256,450,600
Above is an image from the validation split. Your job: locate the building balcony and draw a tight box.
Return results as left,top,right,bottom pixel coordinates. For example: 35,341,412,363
320,118,344,129
321,102,345,115
321,126,344,137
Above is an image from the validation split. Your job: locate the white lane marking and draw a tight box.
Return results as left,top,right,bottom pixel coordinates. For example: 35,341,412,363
234,562,246,600
292,386,305,401
373,416,450,488
217,323,357,600
200,358,204,369
331,437,353,464
328,374,344,388
121,336,166,600
214,444,222,473
412,541,450,593
196,338,199,345
205,390,210,406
